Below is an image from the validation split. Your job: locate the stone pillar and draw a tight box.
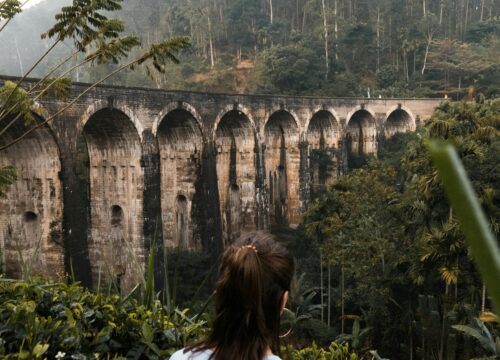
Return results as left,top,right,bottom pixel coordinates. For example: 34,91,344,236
202,142,224,263
254,135,267,230
141,129,164,292
299,140,311,209
62,155,93,287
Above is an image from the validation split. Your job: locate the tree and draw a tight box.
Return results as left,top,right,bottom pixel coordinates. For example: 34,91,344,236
420,13,439,76
304,163,409,350
303,100,500,358
341,24,376,75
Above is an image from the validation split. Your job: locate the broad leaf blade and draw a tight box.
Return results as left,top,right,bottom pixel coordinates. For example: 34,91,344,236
429,141,500,313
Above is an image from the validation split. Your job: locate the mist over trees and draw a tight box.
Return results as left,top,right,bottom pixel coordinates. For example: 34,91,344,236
1,0,499,96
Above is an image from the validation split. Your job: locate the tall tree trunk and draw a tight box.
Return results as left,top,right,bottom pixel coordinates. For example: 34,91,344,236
376,7,380,72
14,37,24,76
341,266,345,333
321,0,330,78
320,250,324,322
439,285,449,360
423,0,426,17
481,284,486,312
389,16,393,62
480,0,485,21
269,0,273,24
413,49,417,75
410,321,414,360
302,1,307,32
405,51,409,81
295,0,299,30
421,32,432,75
327,262,331,327
334,0,338,60
464,0,470,33
208,14,215,68
439,0,444,25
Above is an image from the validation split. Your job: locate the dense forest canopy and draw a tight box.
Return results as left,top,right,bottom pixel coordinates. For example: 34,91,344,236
303,99,500,358
1,0,499,97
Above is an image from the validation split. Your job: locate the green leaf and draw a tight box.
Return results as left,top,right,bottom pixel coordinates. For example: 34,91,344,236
64,307,76,327
32,343,49,358
141,322,154,344
126,344,146,360
452,324,496,354
0,81,37,125
39,78,72,100
146,341,162,356
429,141,500,313
0,0,22,20
144,234,155,309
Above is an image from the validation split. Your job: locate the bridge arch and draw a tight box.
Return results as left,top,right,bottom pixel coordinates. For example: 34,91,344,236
77,101,144,147
80,107,144,291
264,110,301,226
307,110,341,149
157,106,204,249
384,106,416,137
153,102,204,138
307,110,341,191
215,108,257,245
213,104,256,140
303,107,340,136
262,108,301,138
345,107,378,167
0,114,64,280
345,105,377,128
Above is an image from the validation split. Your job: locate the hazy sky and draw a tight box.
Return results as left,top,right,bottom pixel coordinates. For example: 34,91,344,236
24,0,45,8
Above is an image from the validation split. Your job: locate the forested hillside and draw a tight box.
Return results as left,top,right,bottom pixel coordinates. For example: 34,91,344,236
1,0,499,97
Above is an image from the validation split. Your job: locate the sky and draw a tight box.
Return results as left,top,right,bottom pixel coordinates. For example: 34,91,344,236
23,0,45,8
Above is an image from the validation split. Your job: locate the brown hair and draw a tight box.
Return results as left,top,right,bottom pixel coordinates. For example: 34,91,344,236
189,231,294,360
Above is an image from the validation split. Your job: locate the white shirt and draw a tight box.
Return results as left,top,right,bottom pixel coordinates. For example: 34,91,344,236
170,348,281,360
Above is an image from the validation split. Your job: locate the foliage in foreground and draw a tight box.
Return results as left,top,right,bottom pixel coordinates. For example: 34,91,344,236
0,279,207,359
282,342,371,360
0,278,373,359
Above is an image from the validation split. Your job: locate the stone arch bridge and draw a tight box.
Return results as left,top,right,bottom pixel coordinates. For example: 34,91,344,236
0,78,442,288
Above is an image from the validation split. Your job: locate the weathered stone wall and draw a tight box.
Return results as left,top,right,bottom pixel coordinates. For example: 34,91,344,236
157,107,203,250
0,119,64,279
0,76,443,287
83,108,144,291
307,110,341,195
264,110,301,227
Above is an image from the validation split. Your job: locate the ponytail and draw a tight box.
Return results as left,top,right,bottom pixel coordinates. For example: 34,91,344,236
189,231,294,360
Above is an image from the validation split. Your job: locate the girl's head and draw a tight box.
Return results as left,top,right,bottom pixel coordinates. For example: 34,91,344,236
195,231,294,360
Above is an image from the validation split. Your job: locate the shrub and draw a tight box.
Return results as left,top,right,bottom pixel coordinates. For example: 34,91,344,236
0,279,208,359
282,342,367,360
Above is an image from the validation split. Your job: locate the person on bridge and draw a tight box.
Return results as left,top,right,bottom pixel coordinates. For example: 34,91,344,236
170,231,294,360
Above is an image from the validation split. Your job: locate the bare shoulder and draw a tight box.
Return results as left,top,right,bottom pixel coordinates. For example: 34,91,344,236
169,348,211,360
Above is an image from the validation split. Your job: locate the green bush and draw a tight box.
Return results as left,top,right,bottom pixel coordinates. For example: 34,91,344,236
0,278,385,359
0,279,208,359
282,342,367,360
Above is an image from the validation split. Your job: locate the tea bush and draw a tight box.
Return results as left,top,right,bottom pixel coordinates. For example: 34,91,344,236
0,279,208,359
